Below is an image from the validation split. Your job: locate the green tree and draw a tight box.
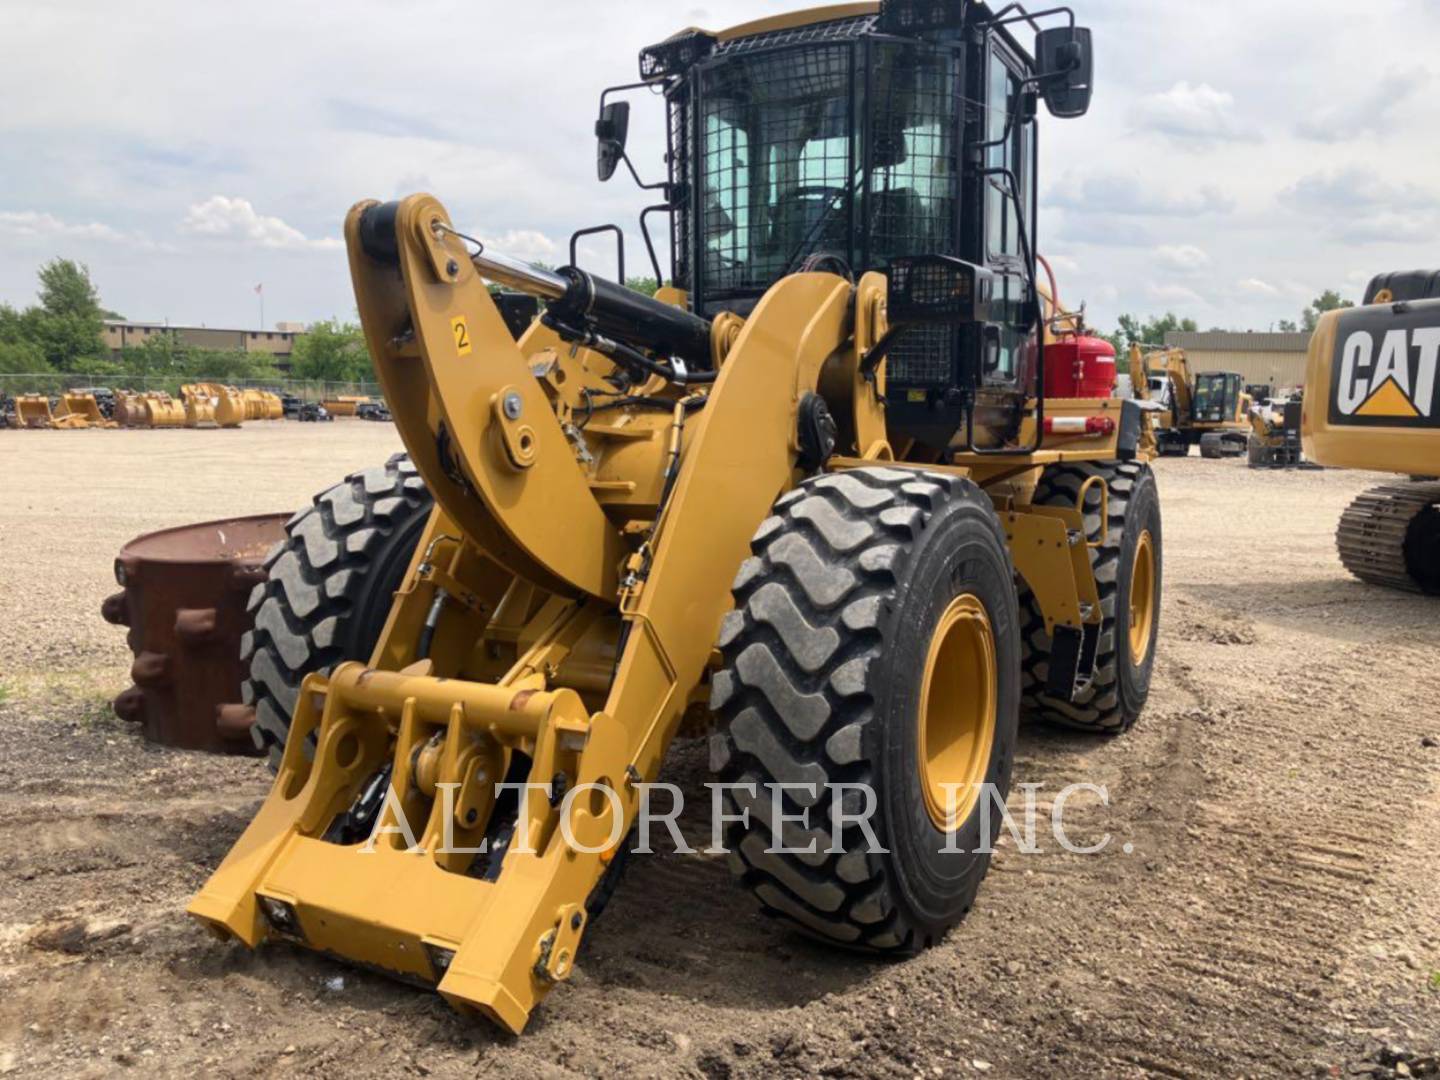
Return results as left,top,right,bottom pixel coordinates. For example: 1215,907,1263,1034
1277,319,1299,333
38,258,102,317
25,259,106,371
1105,312,1199,356
625,276,660,298
0,302,23,343
119,334,187,378
0,339,48,375
290,320,372,382
1301,289,1354,333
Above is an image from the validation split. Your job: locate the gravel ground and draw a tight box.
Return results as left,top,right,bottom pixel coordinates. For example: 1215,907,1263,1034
0,422,1437,1078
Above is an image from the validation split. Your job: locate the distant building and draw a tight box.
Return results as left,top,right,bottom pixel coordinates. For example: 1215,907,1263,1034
1163,330,1312,396
102,320,304,370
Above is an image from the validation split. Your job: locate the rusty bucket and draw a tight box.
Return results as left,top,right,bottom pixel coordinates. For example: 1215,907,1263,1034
102,514,289,754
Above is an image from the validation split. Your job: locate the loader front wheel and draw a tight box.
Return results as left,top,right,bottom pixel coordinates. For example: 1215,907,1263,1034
242,454,433,768
1018,461,1162,734
710,467,1020,952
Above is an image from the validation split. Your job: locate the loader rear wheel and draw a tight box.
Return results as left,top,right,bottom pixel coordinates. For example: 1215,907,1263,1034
710,467,1020,952
241,454,433,768
1018,461,1162,734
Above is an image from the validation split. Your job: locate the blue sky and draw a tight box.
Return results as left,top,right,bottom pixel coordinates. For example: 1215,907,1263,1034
1,0,1435,333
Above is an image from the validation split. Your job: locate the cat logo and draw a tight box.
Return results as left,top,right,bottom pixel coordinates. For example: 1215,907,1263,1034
1330,306,1440,428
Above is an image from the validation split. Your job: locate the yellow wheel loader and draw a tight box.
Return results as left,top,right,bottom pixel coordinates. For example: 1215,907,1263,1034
191,1,1163,1033
1304,270,1440,594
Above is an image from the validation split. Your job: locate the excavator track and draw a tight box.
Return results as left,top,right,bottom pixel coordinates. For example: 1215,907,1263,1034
1336,482,1440,595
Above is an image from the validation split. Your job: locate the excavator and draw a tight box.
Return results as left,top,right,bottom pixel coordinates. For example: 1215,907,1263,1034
1136,345,1252,458
1304,270,1439,594
189,1,1165,1033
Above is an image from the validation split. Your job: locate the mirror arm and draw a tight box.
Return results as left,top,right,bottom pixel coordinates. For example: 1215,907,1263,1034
620,150,669,194
600,79,660,110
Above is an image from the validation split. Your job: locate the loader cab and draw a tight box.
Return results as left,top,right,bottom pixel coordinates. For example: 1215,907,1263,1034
609,0,1093,453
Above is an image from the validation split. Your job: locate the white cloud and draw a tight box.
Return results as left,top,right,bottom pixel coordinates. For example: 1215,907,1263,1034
1145,283,1206,307
1131,82,1252,142
0,210,130,244
1156,244,1210,272
1282,168,1440,244
1296,70,1428,142
1047,171,1235,217
481,229,559,264
180,195,340,251
1237,277,1280,296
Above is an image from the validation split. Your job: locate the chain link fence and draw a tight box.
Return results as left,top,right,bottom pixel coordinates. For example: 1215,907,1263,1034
0,373,383,402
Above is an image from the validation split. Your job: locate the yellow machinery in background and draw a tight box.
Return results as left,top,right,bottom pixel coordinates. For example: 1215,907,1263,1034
1137,345,1252,458
56,392,118,428
190,2,1163,1035
140,392,186,429
1247,396,1309,469
1304,270,1440,593
15,393,89,429
216,387,248,427
321,394,372,417
182,383,248,428
241,388,284,421
181,385,219,428
15,394,55,428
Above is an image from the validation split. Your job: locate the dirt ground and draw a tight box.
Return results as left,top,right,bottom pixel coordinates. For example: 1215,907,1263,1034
0,421,1436,1079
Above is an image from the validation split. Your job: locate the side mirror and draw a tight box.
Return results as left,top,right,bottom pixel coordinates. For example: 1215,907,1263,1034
1035,26,1093,119
596,101,631,182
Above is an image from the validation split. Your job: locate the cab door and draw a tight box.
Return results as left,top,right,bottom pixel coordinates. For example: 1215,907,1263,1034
980,39,1037,391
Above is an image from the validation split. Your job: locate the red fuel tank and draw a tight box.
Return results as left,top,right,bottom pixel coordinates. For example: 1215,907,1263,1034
1044,336,1117,400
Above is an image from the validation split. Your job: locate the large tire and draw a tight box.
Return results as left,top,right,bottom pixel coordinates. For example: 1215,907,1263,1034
1199,433,1225,459
242,454,433,768
1019,461,1162,734
710,468,1021,952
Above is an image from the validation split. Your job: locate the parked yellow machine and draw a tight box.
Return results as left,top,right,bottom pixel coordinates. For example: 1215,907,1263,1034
1303,270,1440,593
190,1,1160,1035
1247,396,1307,469
1136,346,1252,458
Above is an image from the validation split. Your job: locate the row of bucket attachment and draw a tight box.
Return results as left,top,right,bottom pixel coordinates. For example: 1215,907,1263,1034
7,386,283,430
14,392,119,429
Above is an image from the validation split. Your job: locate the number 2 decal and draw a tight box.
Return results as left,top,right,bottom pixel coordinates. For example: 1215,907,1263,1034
452,315,473,357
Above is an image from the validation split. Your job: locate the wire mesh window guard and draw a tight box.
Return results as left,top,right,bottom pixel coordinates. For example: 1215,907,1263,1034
670,31,964,385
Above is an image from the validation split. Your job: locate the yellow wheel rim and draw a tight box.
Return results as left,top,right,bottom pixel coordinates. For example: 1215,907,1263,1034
917,594,998,832
1128,530,1157,664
